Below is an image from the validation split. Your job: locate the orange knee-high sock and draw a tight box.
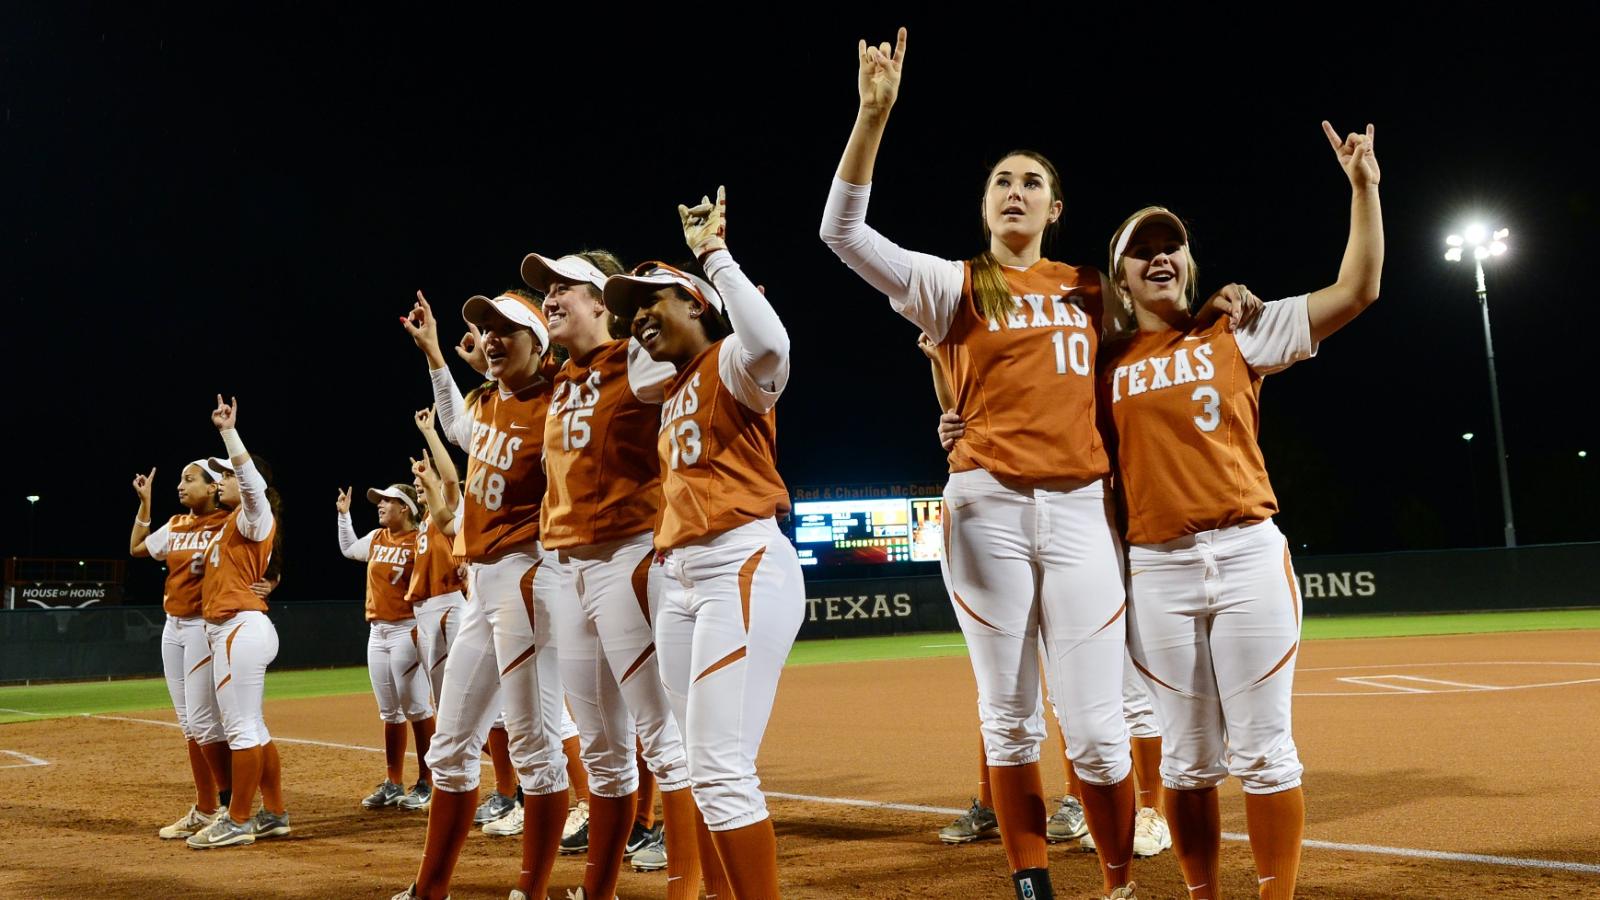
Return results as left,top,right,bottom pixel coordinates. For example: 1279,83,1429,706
1079,775,1137,892
583,792,638,898
695,804,735,900
562,735,589,804
411,718,435,786
384,722,408,785
1244,787,1305,900
515,789,569,897
976,733,994,808
661,787,703,900
635,746,657,828
1061,734,1082,801
988,762,1050,872
186,739,219,813
711,818,781,900
488,726,516,798
414,786,478,900
200,741,232,799
1132,736,1164,810
1165,786,1221,900
258,741,284,815
225,746,263,824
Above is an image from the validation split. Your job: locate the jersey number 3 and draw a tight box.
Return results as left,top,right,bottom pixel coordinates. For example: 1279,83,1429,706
1192,386,1221,432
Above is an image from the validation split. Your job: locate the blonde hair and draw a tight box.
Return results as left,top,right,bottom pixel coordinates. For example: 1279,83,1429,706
969,150,1064,327
1104,206,1201,342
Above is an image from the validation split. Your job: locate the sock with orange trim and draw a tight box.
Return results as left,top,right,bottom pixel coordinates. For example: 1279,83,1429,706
1166,786,1221,900
635,745,657,828
411,718,435,786
259,741,285,814
186,739,219,813
695,804,735,900
514,789,569,898
562,734,589,804
1244,786,1304,900
1131,736,1164,810
988,761,1050,872
661,787,703,900
201,741,232,808
582,792,637,898
1079,774,1137,893
413,786,477,900
384,722,408,785
225,746,262,824
977,733,994,808
710,817,782,900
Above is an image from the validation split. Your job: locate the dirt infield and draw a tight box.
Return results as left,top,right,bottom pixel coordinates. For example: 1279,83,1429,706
2,629,1597,898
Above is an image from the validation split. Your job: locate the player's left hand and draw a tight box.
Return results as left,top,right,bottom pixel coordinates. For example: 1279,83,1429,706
248,576,280,599
1197,283,1263,332
679,185,727,259
1323,121,1379,190
211,395,238,430
938,411,965,451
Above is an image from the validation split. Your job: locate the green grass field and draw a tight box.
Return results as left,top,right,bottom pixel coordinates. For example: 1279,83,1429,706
2,609,1595,725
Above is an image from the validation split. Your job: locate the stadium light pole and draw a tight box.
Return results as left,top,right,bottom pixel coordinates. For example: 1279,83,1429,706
1445,225,1516,547
25,495,40,556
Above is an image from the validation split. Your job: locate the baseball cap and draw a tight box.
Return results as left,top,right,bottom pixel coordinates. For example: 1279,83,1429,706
1110,207,1189,265
602,261,725,324
461,292,550,354
367,484,419,517
521,253,609,295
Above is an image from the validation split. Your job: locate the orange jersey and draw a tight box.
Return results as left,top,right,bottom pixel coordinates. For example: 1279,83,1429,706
461,381,552,560
542,339,673,549
1103,296,1316,545
934,260,1111,485
363,528,419,621
149,508,231,618
407,518,465,603
199,506,275,622
655,336,789,550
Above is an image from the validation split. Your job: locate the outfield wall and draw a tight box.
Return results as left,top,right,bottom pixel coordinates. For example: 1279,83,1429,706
3,542,1595,683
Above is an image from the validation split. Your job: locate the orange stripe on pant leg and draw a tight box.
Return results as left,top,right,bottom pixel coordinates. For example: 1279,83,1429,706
1089,601,1127,637
736,547,766,633
188,655,214,676
433,609,452,671
217,623,245,690
694,647,746,684
1129,653,1188,697
501,560,542,676
1281,543,1301,627
632,549,653,624
952,590,999,631
620,644,657,683
1250,643,1299,687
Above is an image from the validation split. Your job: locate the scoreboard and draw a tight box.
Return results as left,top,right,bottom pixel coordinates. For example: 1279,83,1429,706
791,496,945,567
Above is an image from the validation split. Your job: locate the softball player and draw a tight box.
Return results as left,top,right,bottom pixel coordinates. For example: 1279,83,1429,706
604,186,800,900
393,290,569,900
130,458,234,839
408,407,467,728
823,29,1136,900
185,396,291,850
338,482,436,811
525,248,705,899
1102,122,1383,900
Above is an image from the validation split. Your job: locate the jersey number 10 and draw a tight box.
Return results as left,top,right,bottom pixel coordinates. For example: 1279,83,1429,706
1050,331,1091,376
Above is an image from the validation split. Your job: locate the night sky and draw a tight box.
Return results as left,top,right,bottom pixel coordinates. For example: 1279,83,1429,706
3,9,1593,605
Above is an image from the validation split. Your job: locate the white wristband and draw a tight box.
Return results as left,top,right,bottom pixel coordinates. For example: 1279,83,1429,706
220,428,247,461
134,516,151,528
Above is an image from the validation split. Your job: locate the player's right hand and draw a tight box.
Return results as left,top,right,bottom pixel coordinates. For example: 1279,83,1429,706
336,486,352,514
938,411,965,451
414,406,435,433
402,290,442,354
915,332,938,360
858,27,907,115
456,323,489,375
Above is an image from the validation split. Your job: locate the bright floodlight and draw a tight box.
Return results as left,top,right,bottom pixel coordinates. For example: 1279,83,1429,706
1582,450,1589,459
1446,234,1464,247
1445,247,1464,262
26,495,40,503
1494,228,1510,241
1490,241,1507,256
1465,223,1488,245
1462,433,1475,441
1474,246,1491,261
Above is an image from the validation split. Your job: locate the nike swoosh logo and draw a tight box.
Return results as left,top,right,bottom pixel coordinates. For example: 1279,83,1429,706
1183,336,1204,341
1259,876,1276,884
1186,884,1208,892
1059,283,1081,292
1108,862,1127,870
510,423,531,430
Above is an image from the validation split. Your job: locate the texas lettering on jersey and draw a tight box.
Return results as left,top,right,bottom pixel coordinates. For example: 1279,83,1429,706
167,529,219,554
1108,341,1217,403
468,421,525,471
549,369,602,453
988,291,1093,333
659,371,703,471
370,543,413,567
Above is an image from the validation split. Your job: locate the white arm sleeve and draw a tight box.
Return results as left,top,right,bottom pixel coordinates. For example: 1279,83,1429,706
234,459,275,543
144,522,174,561
626,338,678,405
338,513,373,561
704,248,791,395
1235,295,1319,375
819,177,966,342
430,367,473,449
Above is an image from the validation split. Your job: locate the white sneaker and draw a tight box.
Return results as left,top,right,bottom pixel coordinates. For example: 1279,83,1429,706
1132,807,1171,858
1079,829,1097,853
562,797,588,840
158,804,217,840
1106,882,1138,899
483,802,524,836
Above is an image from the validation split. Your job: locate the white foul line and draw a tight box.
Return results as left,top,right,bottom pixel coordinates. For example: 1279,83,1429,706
1335,677,1433,693
763,792,1600,875
15,709,1600,875
0,749,50,769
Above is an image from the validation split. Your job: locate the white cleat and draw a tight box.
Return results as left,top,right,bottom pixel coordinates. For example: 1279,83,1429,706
158,804,217,840
483,802,524,836
1132,807,1172,858
1106,882,1138,899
